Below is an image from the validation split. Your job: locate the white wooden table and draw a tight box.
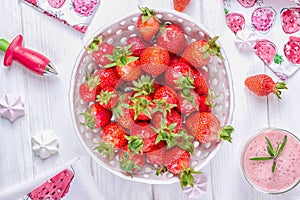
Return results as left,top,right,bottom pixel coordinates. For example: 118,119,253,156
1,0,300,199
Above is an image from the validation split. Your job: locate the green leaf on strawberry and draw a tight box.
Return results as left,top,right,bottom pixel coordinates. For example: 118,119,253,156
85,36,102,53
120,151,142,177
179,168,202,189
130,75,155,97
129,95,154,120
152,99,177,118
219,125,234,143
138,6,160,24
125,135,144,155
104,45,139,68
168,130,194,154
94,142,115,160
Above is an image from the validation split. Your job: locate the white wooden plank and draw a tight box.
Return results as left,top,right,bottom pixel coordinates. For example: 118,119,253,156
200,1,269,200
18,2,89,176
266,58,300,199
0,0,33,191
91,161,153,200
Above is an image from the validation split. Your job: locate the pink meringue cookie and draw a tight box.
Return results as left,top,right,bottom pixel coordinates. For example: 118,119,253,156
183,174,207,199
0,93,25,122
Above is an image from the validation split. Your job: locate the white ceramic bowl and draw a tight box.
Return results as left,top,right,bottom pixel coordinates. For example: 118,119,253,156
69,9,234,184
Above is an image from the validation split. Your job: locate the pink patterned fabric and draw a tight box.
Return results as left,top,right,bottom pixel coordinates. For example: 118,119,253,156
20,0,100,33
223,0,300,80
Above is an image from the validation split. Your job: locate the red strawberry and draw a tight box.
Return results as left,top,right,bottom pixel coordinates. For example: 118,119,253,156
169,53,181,65
113,93,135,130
94,68,122,89
119,145,145,175
152,109,182,133
105,46,141,81
116,108,135,130
178,56,193,66
185,112,233,143
156,23,187,54
198,95,212,112
173,0,190,12
245,74,288,99
126,36,150,56
140,46,170,76
127,122,158,153
225,9,245,34
79,74,101,103
182,37,223,68
85,36,114,66
164,61,193,89
96,87,119,109
153,86,178,106
137,7,160,41
81,103,112,129
281,8,300,34
146,141,167,166
237,0,257,8
191,67,209,95
284,36,300,65
163,147,201,188
94,122,127,160
129,95,154,121
176,90,200,114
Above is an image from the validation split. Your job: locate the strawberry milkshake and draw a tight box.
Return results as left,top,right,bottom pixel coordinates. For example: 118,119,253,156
241,128,300,194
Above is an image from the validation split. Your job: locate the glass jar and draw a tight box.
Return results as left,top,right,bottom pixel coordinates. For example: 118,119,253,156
240,128,300,194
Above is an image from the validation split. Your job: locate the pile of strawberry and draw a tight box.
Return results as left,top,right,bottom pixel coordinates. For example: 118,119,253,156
79,7,234,189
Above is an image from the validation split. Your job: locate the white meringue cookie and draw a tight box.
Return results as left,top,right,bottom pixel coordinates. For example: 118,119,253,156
32,130,60,159
0,93,25,122
234,29,257,52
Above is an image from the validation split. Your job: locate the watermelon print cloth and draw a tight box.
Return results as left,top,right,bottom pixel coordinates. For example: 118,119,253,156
0,158,104,200
20,0,101,33
223,0,300,80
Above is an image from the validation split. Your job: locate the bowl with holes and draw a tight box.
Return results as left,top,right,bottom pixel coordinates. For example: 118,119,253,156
69,8,234,185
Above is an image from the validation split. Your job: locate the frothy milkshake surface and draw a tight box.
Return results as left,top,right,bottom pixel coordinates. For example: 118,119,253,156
242,129,300,193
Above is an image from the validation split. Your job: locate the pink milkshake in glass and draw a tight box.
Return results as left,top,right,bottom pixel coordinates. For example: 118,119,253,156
241,128,300,194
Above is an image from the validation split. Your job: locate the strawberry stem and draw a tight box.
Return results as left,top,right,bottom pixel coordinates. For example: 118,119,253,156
96,90,116,106
179,168,202,189
274,81,288,100
85,36,103,53
130,75,155,97
104,45,138,68
125,135,144,155
94,142,115,160
120,152,141,177
138,6,160,23
205,36,223,60
219,125,234,143
80,111,95,130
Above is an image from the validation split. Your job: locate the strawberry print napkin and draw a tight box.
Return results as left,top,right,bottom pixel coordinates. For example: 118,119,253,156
223,0,300,80
20,0,101,33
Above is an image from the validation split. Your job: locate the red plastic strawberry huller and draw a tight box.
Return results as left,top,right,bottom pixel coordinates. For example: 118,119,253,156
0,34,58,76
